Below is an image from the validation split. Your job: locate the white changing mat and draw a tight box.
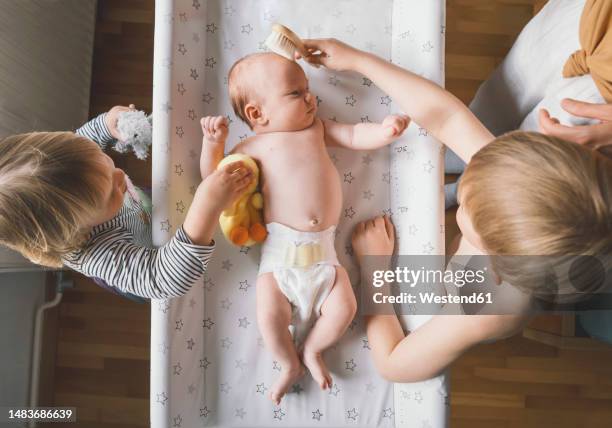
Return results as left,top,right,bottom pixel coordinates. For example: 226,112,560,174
151,0,446,427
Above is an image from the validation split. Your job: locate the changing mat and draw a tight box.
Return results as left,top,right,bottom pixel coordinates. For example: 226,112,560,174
151,0,446,427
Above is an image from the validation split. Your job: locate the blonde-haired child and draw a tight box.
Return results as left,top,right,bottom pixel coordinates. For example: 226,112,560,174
300,39,612,381
0,106,252,299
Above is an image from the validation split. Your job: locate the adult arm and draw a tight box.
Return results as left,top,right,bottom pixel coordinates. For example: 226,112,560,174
301,39,494,163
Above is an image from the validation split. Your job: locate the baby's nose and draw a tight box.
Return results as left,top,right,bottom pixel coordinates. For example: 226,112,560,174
304,91,313,103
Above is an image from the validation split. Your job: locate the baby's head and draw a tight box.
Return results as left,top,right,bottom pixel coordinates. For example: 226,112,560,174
0,132,125,267
228,53,316,133
458,131,612,300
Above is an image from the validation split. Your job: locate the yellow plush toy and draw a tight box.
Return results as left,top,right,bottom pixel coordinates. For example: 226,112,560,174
217,153,267,246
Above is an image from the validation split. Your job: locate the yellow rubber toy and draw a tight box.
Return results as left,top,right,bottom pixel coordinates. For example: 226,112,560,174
217,153,267,247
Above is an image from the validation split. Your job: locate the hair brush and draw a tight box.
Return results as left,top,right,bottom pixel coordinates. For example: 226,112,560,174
265,23,308,61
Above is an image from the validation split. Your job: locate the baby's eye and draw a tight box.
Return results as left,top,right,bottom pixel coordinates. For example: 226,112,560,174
290,90,300,96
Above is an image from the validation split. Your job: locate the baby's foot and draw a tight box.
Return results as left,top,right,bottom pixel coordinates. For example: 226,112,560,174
269,364,304,405
303,350,332,390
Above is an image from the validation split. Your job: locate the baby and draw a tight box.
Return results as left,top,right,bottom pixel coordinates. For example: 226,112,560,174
200,52,408,404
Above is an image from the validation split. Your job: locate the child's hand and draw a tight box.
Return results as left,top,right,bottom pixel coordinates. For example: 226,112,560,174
105,104,136,139
298,38,363,72
351,215,395,264
382,115,410,140
201,116,229,145
199,161,253,212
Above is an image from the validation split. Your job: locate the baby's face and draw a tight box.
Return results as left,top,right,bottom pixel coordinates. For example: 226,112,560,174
251,55,317,132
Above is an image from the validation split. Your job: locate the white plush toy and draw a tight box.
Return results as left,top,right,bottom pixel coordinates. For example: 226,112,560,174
115,110,153,160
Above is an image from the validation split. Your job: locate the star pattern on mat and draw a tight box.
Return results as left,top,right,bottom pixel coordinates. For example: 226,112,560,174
156,392,168,405
175,126,184,138
345,359,357,371
202,92,214,103
220,298,232,310
238,317,250,328
328,75,340,86
312,409,323,421
239,280,251,292
292,383,304,394
220,382,232,394
382,408,394,418
422,41,434,53
235,408,246,419
235,359,246,371
256,383,268,394
362,153,373,165
174,164,184,175
186,338,195,350
192,0,200,10
205,57,216,68
187,109,196,120
343,172,354,184
177,82,186,95
203,317,215,330
366,382,376,393
160,219,171,232
175,319,183,331
345,94,357,106
347,408,359,420
221,337,232,349
362,338,371,349
178,43,187,55
380,95,392,106
221,259,233,271
362,190,374,200
173,362,182,375
200,357,211,370
362,77,373,86
273,408,286,421
344,206,356,219
190,68,199,80
199,406,210,418
241,24,253,34
329,383,341,397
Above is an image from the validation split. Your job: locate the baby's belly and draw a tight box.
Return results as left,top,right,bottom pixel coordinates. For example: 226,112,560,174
262,171,343,232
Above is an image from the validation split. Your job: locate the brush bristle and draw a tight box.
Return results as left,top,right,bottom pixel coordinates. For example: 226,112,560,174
265,31,297,60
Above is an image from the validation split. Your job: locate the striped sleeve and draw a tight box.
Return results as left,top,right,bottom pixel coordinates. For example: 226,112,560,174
62,225,215,299
75,113,115,149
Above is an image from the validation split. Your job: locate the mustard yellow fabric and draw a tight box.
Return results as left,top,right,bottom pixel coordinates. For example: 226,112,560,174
563,0,612,102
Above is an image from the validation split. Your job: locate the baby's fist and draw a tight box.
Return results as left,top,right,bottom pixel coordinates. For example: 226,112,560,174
382,115,410,139
201,115,229,144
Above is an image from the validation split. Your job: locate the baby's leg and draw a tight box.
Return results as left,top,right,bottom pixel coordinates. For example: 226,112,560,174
256,272,304,405
302,266,357,389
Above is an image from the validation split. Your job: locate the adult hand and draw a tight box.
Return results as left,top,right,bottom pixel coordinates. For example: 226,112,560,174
297,38,364,72
539,99,612,151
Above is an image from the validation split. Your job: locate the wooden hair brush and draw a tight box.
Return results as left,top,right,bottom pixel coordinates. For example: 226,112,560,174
265,23,307,61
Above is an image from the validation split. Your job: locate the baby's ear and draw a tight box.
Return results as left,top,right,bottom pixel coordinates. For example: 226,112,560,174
244,103,267,127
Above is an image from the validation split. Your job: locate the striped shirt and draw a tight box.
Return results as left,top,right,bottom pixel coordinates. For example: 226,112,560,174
62,113,215,299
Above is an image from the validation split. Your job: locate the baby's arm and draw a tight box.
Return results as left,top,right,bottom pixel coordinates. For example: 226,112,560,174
323,115,409,150
200,115,229,179
302,39,494,163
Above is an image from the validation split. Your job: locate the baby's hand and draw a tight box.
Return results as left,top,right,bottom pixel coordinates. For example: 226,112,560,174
199,161,253,212
382,115,410,140
105,104,136,139
201,115,229,145
351,215,395,265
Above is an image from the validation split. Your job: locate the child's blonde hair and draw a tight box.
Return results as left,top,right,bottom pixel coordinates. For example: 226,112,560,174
460,131,612,300
0,132,108,267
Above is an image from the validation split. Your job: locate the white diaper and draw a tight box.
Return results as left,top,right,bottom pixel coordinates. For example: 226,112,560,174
259,222,339,344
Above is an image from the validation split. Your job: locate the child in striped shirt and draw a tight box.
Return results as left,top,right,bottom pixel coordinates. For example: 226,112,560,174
0,105,252,299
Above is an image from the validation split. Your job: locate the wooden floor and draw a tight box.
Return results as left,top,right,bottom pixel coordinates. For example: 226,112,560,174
47,0,612,427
